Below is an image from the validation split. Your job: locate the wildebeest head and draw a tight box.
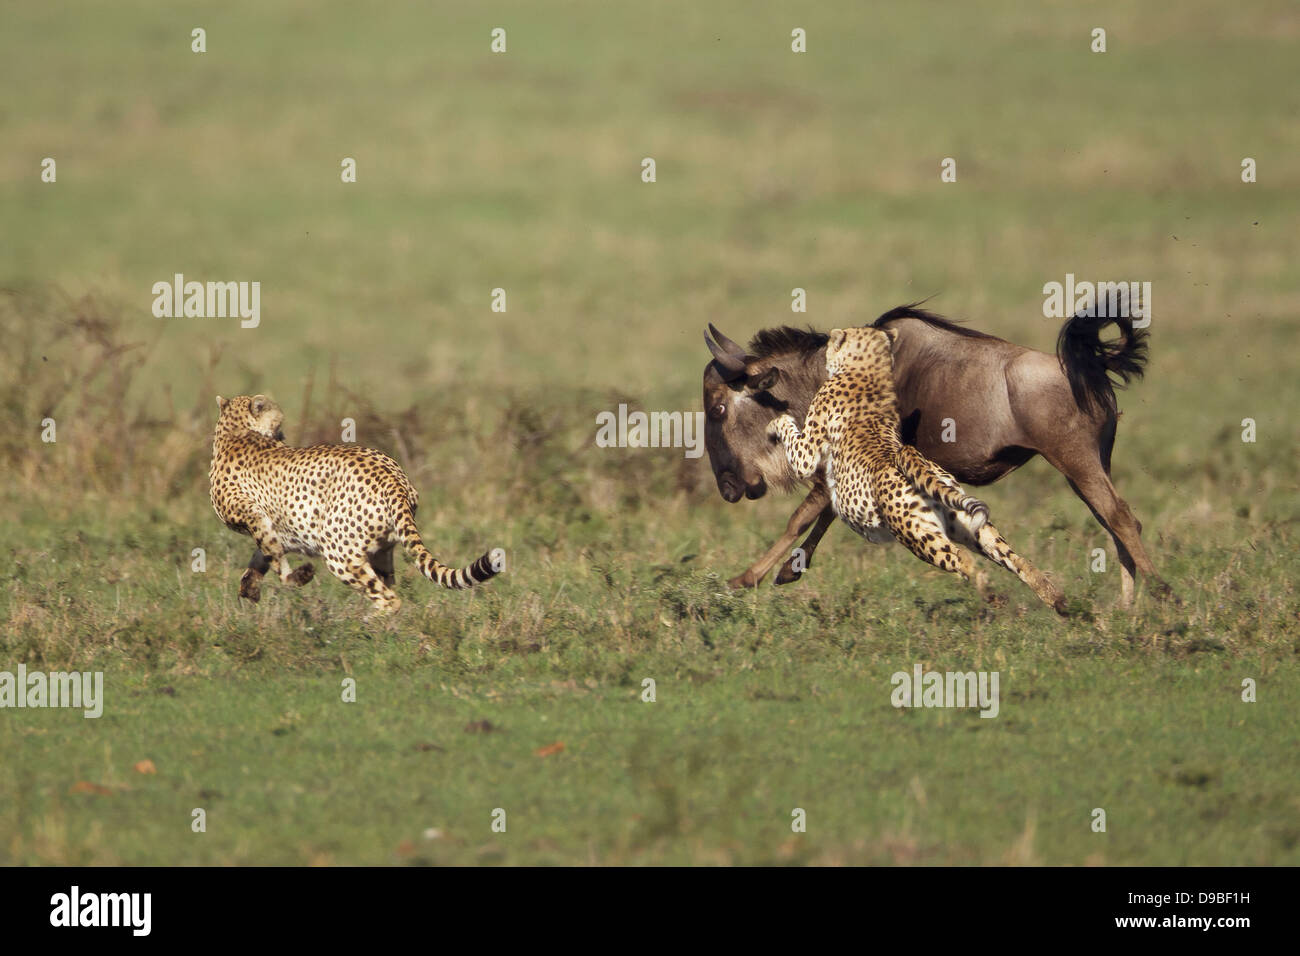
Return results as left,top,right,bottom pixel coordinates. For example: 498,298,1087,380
702,323,829,502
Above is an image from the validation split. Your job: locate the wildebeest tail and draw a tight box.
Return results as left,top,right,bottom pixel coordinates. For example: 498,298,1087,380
396,512,502,590
1056,309,1148,413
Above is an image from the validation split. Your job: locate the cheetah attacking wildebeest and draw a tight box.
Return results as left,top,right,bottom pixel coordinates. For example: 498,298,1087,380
769,326,1068,614
703,303,1173,606
209,394,502,612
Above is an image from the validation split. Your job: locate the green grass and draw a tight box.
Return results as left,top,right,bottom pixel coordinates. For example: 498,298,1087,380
2,0,1299,865
4,662,1293,866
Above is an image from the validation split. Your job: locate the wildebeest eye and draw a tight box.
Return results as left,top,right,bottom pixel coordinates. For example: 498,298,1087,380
709,402,727,421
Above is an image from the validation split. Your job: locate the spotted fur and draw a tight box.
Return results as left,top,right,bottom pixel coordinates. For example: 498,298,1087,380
209,394,502,612
768,328,1067,614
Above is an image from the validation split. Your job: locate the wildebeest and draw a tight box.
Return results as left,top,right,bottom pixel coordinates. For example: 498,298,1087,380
703,303,1172,606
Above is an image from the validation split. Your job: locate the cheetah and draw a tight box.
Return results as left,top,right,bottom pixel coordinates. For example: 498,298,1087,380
209,394,503,612
223,390,309,600
767,327,1067,614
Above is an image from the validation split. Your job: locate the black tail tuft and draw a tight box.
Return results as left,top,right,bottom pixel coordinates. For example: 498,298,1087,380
1056,310,1149,414
458,549,503,589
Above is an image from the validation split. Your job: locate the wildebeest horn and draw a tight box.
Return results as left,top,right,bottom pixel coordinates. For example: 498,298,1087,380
708,323,746,357
705,329,747,379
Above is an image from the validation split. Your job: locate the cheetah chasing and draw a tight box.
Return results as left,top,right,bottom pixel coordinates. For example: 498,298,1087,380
209,394,503,612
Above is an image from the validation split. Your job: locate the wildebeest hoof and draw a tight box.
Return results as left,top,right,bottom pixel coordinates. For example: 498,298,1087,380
774,563,803,585
1053,596,1070,617
238,569,263,603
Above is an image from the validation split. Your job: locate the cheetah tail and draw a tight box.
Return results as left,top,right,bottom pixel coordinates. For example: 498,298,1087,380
397,514,502,590
896,445,989,529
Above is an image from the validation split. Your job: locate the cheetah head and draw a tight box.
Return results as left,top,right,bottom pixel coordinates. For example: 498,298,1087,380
215,394,286,442
825,326,897,377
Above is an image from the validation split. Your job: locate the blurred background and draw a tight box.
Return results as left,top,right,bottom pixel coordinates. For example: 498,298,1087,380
4,0,1296,406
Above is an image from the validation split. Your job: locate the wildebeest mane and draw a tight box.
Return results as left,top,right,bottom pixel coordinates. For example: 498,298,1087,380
871,302,997,339
745,304,997,358
746,326,829,358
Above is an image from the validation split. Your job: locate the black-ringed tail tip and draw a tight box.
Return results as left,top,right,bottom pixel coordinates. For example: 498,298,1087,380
427,547,506,590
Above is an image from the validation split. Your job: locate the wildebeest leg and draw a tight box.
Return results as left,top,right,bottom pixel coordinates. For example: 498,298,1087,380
728,483,832,589
774,507,836,585
1016,393,1171,607
1057,462,1173,607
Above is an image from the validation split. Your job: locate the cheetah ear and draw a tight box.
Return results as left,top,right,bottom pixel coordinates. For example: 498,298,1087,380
216,395,227,410
250,395,266,415
827,329,847,350
883,326,899,344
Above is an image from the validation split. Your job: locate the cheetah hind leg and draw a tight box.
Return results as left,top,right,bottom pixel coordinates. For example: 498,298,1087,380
931,514,1003,606
899,531,1010,610
891,514,982,589
333,553,402,614
371,544,397,589
950,512,1068,616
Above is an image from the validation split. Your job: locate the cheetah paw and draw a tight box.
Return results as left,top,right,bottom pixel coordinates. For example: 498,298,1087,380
286,563,315,587
238,569,263,603
767,415,794,441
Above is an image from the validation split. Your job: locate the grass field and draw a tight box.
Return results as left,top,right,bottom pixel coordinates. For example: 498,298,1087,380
2,1,1298,865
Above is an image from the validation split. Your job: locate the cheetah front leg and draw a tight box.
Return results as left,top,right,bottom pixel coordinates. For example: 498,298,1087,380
240,517,314,603
241,549,314,602
240,549,272,603
767,405,828,479
220,498,311,603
